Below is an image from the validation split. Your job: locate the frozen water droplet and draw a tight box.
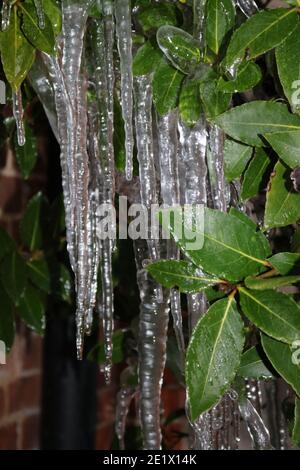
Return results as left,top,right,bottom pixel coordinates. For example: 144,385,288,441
12,90,26,146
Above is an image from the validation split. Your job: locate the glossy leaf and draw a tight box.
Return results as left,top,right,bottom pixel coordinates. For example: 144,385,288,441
268,252,300,275
293,398,300,447
264,131,300,169
199,79,231,119
224,139,253,182
0,251,27,306
20,3,55,54
241,148,271,200
0,283,15,351
0,227,15,262
0,5,35,91
157,25,201,74
137,3,178,34
179,77,202,127
152,57,184,116
229,207,256,229
14,121,38,179
133,40,162,76
205,0,235,54
27,259,51,293
237,346,274,380
146,260,222,293
261,334,300,396
162,207,270,281
18,284,45,334
215,101,300,147
42,0,62,36
224,8,298,70
264,161,300,230
217,61,262,94
239,287,300,344
20,192,47,251
186,296,244,420
276,24,300,114
245,274,300,290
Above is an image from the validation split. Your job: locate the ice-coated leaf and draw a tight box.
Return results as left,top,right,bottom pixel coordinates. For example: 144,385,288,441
200,79,231,119
18,284,45,335
133,40,162,76
205,0,235,54
42,0,62,36
224,8,298,70
20,192,48,251
14,121,38,179
162,207,270,281
179,77,202,127
239,287,300,344
137,3,179,34
0,5,35,91
152,57,184,116
276,24,300,114
264,161,300,230
0,282,15,351
0,251,27,306
261,334,300,397
215,101,300,147
157,25,201,74
20,2,55,54
268,252,300,275
241,148,271,200
264,131,300,169
27,258,51,294
146,260,222,293
224,139,253,182
217,61,262,94
237,346,274,380
245,274,300,290
186,296,244,420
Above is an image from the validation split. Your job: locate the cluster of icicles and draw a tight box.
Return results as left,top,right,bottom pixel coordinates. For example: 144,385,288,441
3,0,274,450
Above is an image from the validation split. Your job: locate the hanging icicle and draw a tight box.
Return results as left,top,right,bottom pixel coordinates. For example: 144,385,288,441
1,0,12,31
33,0,45,29
193,0,207,46
115,386,136,450
207,123,228,212
236,0,258,17
157,111,185,363
238,396,272,450
115,0,134,181
12,89,26,146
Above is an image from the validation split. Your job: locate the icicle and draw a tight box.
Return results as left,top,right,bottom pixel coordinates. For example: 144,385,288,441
33,0,45,29
115,387,136,450
236,0,258,17
92,8,116,381
12,89,26,146
157,111,185,363
1,0,11,31
115,0,134,181
207,124,228,212
238,396,272,450
134,240,169,450
193,0,207,47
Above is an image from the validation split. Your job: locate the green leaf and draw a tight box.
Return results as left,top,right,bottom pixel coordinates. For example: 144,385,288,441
0,5,35,91
237,346,274,380
261,334,300,396
293,398,300,447
114,98,126,172
133,40,162,76
276,24,300,114
264,131,300,169
215,101,300,147
205,0,235,54
0,251,27,306
241,148,271,200
164,207,270,281
20,3,55,54
245,274,300,290
152,57,184,116
27,259,51,293
146,260,222,293
20,192,47,251
224,139,253,182
199,79,231,119
239,287,300,344
264,161,300,230
43,0,62,36
18,284,45,334
268,252,300,275
179,77,202,128
0,283,15,351
14,121,38,179
217,61,262,93
186,296,244,420
88,329,125,364
224,8,298,70
157,25,201,74
0,227,15,262
229,207,256,229
137,3,178,34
